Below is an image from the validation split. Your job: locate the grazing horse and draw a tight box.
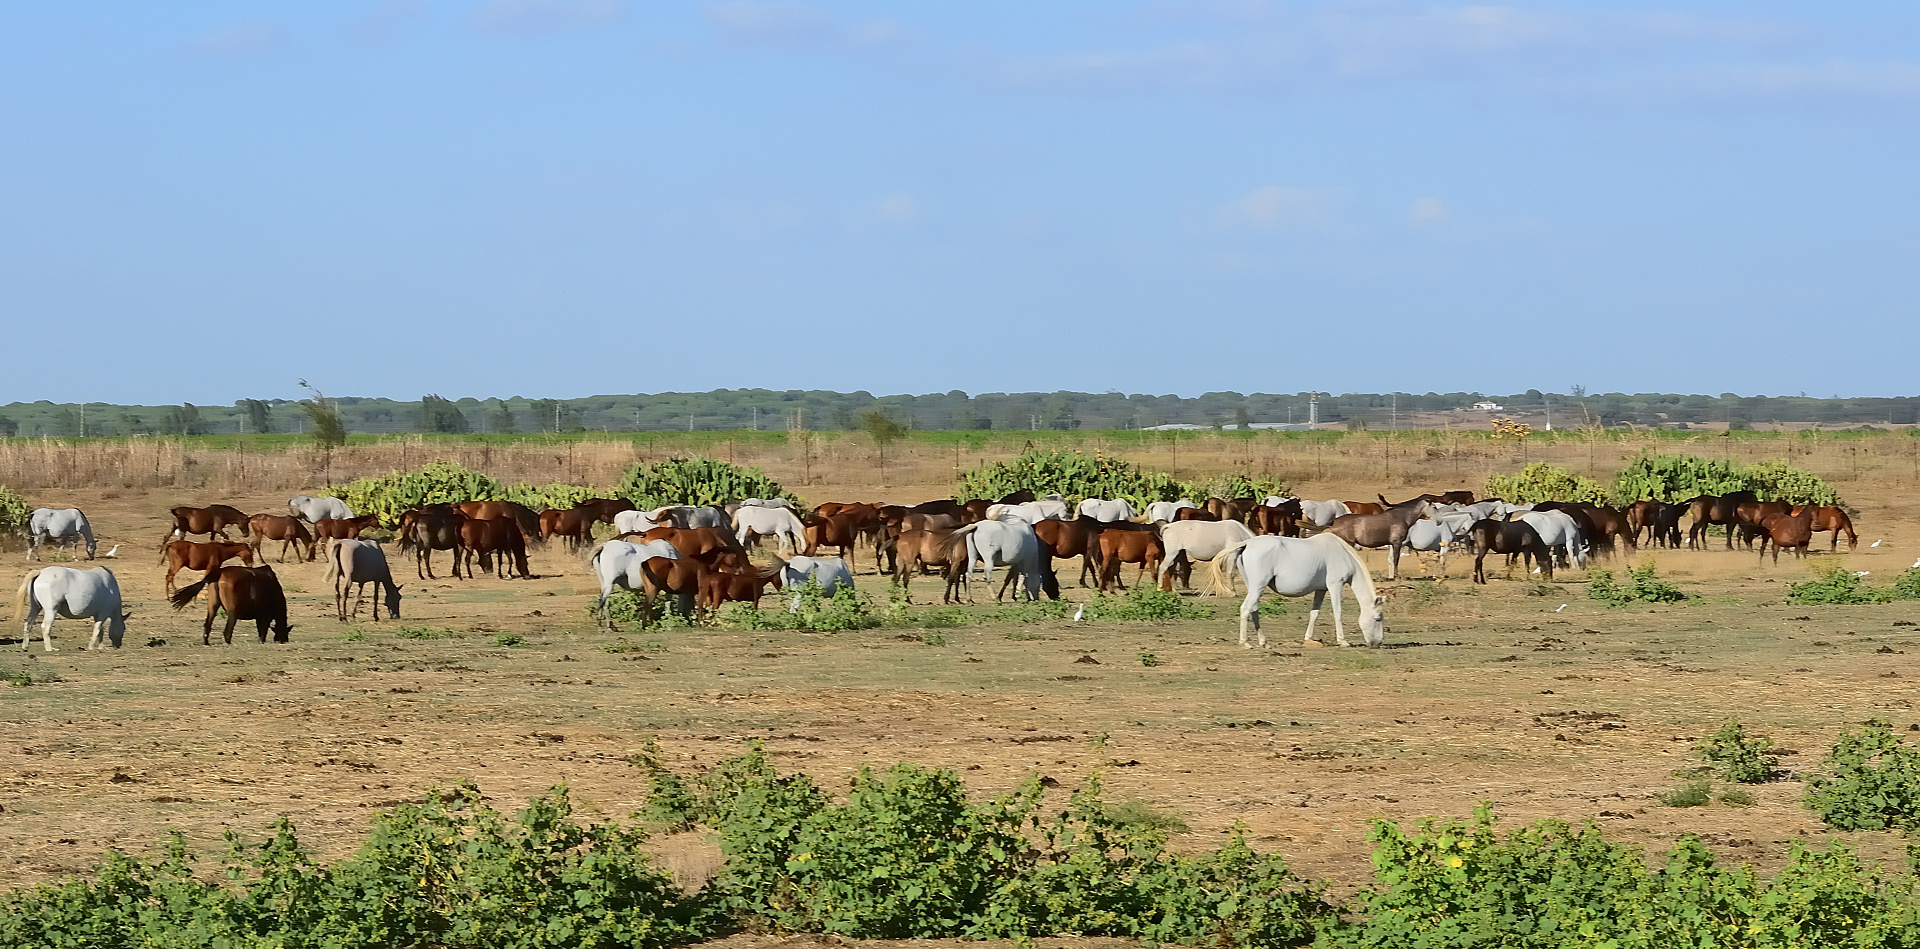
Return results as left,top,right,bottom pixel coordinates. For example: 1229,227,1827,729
289,495,354,524
1807,506,1859,551
1032,517,1112,589
161,540,255,596
1205,497,1258,525
457,501,543,542
1210,534,1385,649
1096,528,1165,592
13,566,128,651
166,504,250,544
313,514,380,542
169,564,292,645
1628,500,1689,549
1515,510,1588,569
701,567,784,610
1686,491,1757,550
247,514,316,563
893,528,970,603
640,557,708,619
773,555,856,598
1157,520,1255,592
459,517,532,579
1077,498,1138,523
588,540,681,627
733,504,808,554
1468,519,1553,583
1321,500,1433,580
1757,504,1817,564
803,512,868,573
1252,499,1302,537
1295,500,1350,530
29,508,96,561
900,512,960,533
1146,499,1198,523
399,507,467,579
539,506,599,550
940,516,1057,603
324,539,402,622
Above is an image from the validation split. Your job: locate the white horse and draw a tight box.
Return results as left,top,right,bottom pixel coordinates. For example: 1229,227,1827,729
1296,499,1350,529
13,566,127,651
289,495,353,524
612,509,661,536
1404,514,1475,578
773,555,855,605
324,539,403,622
1157,520,1255,592
649,505,730,529
733,505,807,553
985,499,1069,523
1146,499,1197,523
28,508,96,561
588,540,681,627
1517,510,1587,569
738,498,794,510
1211,534,1385,649
1077,498,1137,523
946,515,1053,602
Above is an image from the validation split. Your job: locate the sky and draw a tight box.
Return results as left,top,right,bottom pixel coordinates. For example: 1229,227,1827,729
3,1,1917,405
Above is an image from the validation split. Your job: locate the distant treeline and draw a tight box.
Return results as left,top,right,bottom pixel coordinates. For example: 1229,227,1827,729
1,389,1914,437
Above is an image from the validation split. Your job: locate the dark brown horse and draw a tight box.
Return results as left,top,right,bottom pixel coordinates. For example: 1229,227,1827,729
1174,506,1222,522
1468,519,1552,584
803,512,869,573
1252,500,1301,537
539,506,599,550
575,498,637,523
1096,528,1166,592
629,526,750,570
161,540,255,596
1323,500,1433,580
247,514,316,563
892,527,970,603
459,517,532,579
313,514,381,541
165,504,250,545
1628,500,1689,548
399,507,468,579
168,564,291,645
457,501,543,541
1733,499,1793,549
1686,491,1758,550
1032,516,1110,589
1757,503,1817,564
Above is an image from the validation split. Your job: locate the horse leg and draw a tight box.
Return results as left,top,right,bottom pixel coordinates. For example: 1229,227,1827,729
996,567,1018,603
1303,590,1325,645
1474,551,1486,584
1330,584,1350,647
38,610,56,653
1238,584,1264,649
1386,543,1401,581
223,613,240,646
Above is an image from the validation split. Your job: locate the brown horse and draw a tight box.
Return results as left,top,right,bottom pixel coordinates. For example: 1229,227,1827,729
1322,500,1433,580
1096,528,1166,592
803,512,868,573
1032,517,1110,589
1204,497,1258,525
1627,500,1689,548
1174,506,1222,522
1733,499,1793,549
1687,491,1757,550
892,527,970,603
247,514,316,563
629,526,749,570
574,498,637,524
1468,519,1552,583
701,566,783,610
1535,502,1635,558
641,556,709,619
459,517,532,579
1252,500,1301,537
168,564,292,645
1341,501,1386,516
539,506,599,550
1806,506,1859,551
165,504,250,545
1757,504,1817,564
457,501,543,541
161,540,255,596
313,514,381,541
398,507,468,579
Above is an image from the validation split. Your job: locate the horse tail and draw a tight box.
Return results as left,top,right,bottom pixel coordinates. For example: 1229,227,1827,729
12,570,43,626
323,541,341,588
1205,539,1252,596
936,524,977,568
170,567,220,612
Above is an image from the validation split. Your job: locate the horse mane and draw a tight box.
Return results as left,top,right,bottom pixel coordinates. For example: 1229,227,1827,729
1323,534,1381,605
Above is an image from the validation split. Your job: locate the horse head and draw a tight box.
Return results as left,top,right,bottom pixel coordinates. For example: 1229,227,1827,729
1359,595,1386,647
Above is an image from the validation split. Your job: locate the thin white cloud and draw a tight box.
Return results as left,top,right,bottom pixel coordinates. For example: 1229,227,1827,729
1409,197,1449,226
1220,186,1342,230
471,0,624,36
346,1,429,45
188,20,287,57
703,1,911,49
874,193,917,225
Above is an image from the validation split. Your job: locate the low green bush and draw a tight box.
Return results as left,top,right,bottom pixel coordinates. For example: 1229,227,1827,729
1785,564,1895,605
333,461,592,527
615,457,797,510
1698,719,1781,784
0,483,28,536
1805,719,1920,831
1586,563,1686,607
1484,462,1611,505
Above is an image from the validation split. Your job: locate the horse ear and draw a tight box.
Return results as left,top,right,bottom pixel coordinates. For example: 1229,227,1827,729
121,610,133,620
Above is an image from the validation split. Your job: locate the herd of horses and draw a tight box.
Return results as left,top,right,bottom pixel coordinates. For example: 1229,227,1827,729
7,479,1864,654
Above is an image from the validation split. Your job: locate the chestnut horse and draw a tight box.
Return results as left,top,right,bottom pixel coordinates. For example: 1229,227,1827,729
247,514,316,563
459,517,532,579
161,540,255,596
539,506,599,550
457,501,543,542
701,567,783,610
892,527,969,603
313,514,381,542
165,504,250,545
1807,506,1859,551
628,526,749,570
1252,500,1301,537
168,564,292,645
1686,491,1757,550
803,512,869,574
1757,503,1817,564
1096,527,1166,592
1031,517,1112,589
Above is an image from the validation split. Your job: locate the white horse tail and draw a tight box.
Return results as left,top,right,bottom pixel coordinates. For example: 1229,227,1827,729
1205,539,1253,596
586,541,610,572
12,570,43,625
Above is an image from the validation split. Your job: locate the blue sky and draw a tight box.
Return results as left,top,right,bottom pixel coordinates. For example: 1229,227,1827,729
4,2,1916,404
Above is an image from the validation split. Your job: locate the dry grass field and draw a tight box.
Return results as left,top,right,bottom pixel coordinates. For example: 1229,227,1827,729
3,432,1920,902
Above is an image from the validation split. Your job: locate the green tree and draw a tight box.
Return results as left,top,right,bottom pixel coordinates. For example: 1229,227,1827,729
298,381,348,448
490,399,516,434
1234,406,1251,430
0,415,15,437
161,403,208,436
238,398,273,434
419,394,471,434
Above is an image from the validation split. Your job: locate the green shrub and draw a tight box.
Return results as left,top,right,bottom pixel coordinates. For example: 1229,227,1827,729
1586,563,1686,607
1805,719,1920,831
1657,779,1713,807
0,484,28,536
1612,453,1845,507
1188,471,1292,503
1484,462,1610,505
615,456,797,510
494,633,528,648
716,581,882,632
333,461,591,527
1785,563,1894,605
394,625,454,640
1698,719,1781,783
1894,568,1920,601
1085,583,1210,621
959,447,1242,511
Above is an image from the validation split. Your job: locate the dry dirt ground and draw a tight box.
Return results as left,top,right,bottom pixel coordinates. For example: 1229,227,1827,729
4,474,1920,903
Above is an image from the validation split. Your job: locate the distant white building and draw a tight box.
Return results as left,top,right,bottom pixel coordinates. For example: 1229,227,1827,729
1471,401,1504,411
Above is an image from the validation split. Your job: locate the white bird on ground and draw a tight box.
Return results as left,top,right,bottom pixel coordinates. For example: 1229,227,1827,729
1532,567,1542,575
1554,604,1566,613
101,545,119,558
1871,539,1882,548
1856,571,1872,577
1912,557,1920,569
1072,604,1085,622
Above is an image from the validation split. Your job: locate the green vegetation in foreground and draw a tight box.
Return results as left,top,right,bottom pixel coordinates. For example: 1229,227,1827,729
18,736,1920,948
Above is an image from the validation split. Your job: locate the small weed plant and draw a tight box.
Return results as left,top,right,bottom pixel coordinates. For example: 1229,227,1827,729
1657,779,1712,808
1786,563,1894,605
393,625,454,640
1698,719,1780,783
1586,563,1686,607
1805,719,1920,831
1085,584,1208,621
717,581,881,632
